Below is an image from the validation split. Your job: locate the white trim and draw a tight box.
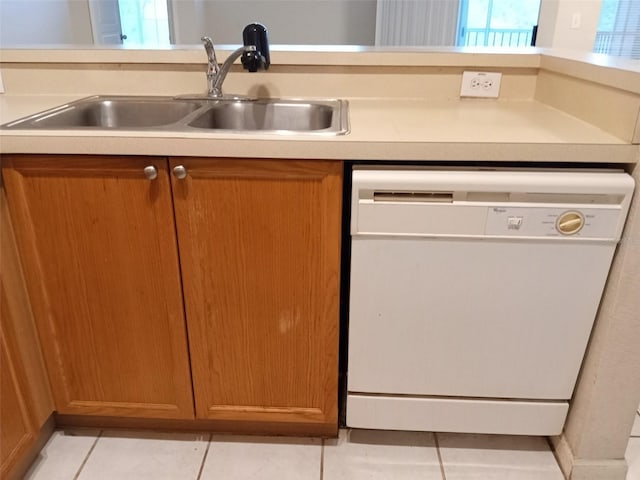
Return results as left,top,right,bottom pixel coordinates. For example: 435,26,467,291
551,434,629,480
347,394,569,435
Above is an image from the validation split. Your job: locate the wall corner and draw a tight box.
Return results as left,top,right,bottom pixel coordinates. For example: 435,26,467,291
552,434,629,480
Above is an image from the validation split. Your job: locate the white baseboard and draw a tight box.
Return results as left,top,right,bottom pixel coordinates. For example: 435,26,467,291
552,434,628,480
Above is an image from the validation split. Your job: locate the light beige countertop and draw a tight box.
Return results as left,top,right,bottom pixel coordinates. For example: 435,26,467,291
0,94,635,163
1,48,639,163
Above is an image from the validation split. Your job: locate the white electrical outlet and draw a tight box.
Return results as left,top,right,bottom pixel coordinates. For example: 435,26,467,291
460,71,502,98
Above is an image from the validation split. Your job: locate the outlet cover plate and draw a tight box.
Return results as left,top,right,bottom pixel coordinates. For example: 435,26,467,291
460,71,502,98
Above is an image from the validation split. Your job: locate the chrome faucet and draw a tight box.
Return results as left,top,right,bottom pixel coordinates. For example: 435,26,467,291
201,37,256,98
201,25,270,99
201,36,220,94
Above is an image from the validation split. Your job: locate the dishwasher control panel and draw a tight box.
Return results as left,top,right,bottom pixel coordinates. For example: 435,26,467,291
485,206,622,239
352,168,635,242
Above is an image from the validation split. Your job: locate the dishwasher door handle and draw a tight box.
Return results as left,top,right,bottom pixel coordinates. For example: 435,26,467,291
373,191,454,203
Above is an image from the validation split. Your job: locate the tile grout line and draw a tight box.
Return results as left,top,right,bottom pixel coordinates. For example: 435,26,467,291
320,438,325,480
72,429,103,480
195,432,214,480
433,433,448,480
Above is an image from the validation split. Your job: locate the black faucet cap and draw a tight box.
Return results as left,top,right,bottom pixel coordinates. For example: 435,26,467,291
242,23,270,72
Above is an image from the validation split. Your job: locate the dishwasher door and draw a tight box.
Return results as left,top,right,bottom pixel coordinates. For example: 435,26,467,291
349,237,613,399
347,168,634,434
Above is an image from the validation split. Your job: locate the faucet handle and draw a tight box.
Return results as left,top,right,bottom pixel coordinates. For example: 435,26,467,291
201,36,219,75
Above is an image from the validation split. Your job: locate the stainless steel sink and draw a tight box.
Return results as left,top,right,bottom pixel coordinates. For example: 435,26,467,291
3,97,204,129
2,96,349,135
188,99,345,133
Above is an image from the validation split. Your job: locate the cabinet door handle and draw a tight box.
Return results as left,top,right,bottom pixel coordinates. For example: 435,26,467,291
143,165,158,180
173,165,188,179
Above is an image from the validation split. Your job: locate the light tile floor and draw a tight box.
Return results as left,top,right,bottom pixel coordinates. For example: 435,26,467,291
25,428,566,480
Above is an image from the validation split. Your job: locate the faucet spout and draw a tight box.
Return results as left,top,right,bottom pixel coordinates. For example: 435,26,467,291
200,24,270,99
211,45,256,98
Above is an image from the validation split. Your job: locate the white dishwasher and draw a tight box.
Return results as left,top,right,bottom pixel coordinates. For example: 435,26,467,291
346,168,634,435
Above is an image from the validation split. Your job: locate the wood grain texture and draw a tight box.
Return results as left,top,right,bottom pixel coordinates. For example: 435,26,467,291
0,306,36,480
1,155,194,419
0,188,54,426
1,187,54,479
2,417,54,480
171,158,342,428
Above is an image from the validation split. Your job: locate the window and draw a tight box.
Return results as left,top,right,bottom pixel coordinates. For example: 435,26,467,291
119,0,171,45
457,0,541,47
595,0,640,58
376,0,541,47
88,0,170,45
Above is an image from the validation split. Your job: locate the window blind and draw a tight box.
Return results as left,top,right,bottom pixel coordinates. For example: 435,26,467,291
375,0,459,46
595,0,640,58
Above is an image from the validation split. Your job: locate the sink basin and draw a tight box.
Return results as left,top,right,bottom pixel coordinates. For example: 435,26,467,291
3,97,204,129
2,96,349,135
188,99,347,133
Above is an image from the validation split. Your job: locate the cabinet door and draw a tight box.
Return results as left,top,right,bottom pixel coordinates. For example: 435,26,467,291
1,188,53,479
1,302,36,480
2,155,194,419
1,187,54,428
171,158,342,430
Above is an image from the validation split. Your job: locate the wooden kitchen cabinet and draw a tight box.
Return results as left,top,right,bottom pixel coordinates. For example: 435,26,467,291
2,155,342,435
170,158,342,432
1,189,54,479
1,155,194,420
0,319,35,480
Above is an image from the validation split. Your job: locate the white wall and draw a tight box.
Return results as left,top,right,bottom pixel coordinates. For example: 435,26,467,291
0,0,613,52
536,0,603,51
0,0,375,47
171,0,377,45
0,0,93,46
